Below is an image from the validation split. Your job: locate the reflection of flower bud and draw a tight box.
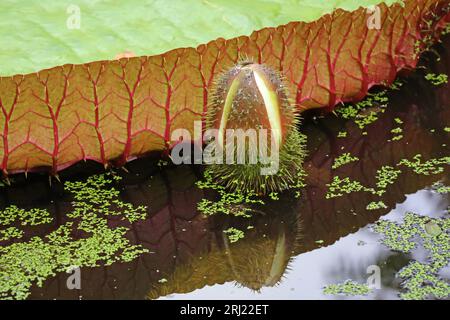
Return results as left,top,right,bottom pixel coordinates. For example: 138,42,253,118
206,61,306,195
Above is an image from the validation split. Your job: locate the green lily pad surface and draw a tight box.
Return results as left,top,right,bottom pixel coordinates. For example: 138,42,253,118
0,0,398,76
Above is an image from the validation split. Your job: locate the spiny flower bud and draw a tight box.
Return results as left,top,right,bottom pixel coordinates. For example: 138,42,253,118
206,61,306,195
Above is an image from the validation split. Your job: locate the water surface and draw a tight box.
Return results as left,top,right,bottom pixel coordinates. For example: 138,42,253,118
1,36,449,300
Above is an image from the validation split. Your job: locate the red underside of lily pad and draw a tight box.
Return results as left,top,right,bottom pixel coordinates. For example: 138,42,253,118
0,0,448,175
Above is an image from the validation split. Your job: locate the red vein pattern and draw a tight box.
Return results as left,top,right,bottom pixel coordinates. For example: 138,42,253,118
0,0,449,175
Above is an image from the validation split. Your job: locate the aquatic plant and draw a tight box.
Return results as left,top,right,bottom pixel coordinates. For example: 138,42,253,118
374,213,450,300
224,227,245,243
398,154,450,175
196,169,264,218
0,227,23,242
366,201,388,210
0,205,52,226
332,153,359,169
269,192,280,201
0,173,149,300
326,154,449,200
375,166,402,195
326,176,373,199
424,73,449,85
336,90,388,129
323,280,372,296
390,118,404,141
431,182,450,194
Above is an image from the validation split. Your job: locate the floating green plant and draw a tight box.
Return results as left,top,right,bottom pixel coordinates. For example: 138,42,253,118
390,80,404,90
332,153,359,169
323,280,372,296
366,201,388,210
354,111,381,130
390,118,404,141
224,227,245,243
269,192,280,201
443,24,450,36
0,205,52,226
196,168,264,218
0,227,23,242
326,166,400,199
0,172,149,300
424,73,448,86
326,176,374,199
337,131,347,138
375,166,402,195
64,173,147,223
398,154,450,176
157,159,169,167
326,154,449,200
374,213,450,300
336,90,388,129
431,182,450,194
394,118,403,125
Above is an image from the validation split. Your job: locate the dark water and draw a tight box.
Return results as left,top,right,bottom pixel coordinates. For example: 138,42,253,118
1,37,449,300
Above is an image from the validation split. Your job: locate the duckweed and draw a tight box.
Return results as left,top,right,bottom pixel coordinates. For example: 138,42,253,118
394,118,403,125
374,213,450,300
336,90,388,129
354,111,381,130
196,169,264,218
398,154,450,175
326,153,449,200
157,159,169,167
424,73,448,86
64,174,147,223
332,153,359,169
326,165,399,199
443,24,450,36
390,80,404,91
431,182,450,194
0,205,52,226
366,201,388,210
390,118,403,141
0,172,149,300
326,176,374,199
0,227,23,242
269,192,279,201
375,166,402,195
323,280,372,296
223,227,245,243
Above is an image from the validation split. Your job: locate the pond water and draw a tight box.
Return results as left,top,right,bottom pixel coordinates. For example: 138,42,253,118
0,36,449,300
